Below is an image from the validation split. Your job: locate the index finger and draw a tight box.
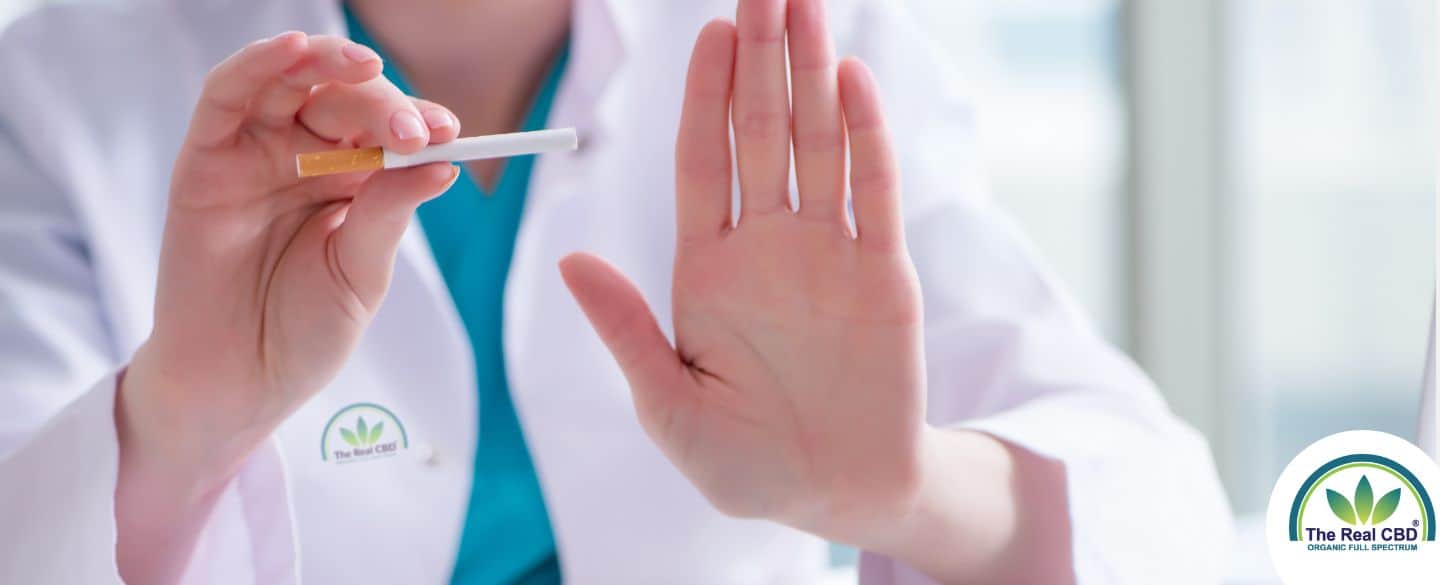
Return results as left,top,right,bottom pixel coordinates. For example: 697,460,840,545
676,19,739,246
249,35,385,128
186,31,309,148
839,58,903,252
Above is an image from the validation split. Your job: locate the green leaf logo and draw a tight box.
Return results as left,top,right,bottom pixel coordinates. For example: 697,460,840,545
339,416,384,448
321,403,409,462
1371,488,1403,525
1327,488,1357,525
1354,475,1374,523
340,427,360,447
1326,475,1403,526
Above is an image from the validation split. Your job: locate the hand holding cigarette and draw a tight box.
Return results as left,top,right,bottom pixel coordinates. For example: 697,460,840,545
133,31,474,471
121,33,491,581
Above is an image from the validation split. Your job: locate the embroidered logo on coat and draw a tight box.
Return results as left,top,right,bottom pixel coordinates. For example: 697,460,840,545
321,403,409,463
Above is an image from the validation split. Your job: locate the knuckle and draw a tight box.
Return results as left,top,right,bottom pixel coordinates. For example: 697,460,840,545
688,81,731,102
416,163,456,185
857,227,908,256
676,152,731,183
359,89,395,113
792,128,844,153
419,104,456,124
201,64,230,89
308,81,347,104
306,34,343,47
736,26,786,44
276,69,315,92
736,110,789,141
675,232,711,252
788,55,835,74
700,486,766,519
740,195,791,217
851,166,898,191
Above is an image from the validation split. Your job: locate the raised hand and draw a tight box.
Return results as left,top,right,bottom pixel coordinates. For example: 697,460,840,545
560,0,928,545
117,32,461,584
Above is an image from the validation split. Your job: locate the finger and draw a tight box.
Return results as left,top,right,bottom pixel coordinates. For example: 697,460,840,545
676,19,739,245
732,0,792,217
298,78,431,153
409,98,461,144
838,58,903,251
188,31,309,147
334,163,459,306
557,253,694,434
787,0,847,226
250,36,384,127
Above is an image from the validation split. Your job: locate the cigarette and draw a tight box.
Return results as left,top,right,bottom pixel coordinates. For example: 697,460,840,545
295,128,578,178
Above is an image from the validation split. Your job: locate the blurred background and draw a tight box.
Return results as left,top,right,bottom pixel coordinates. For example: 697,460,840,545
1,0,1433,583
904,1,1435,583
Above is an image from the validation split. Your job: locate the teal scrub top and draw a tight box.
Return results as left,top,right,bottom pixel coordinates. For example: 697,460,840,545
344,8,564,585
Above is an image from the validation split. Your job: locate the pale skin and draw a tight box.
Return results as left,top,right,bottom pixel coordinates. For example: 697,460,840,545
116,0,1071,584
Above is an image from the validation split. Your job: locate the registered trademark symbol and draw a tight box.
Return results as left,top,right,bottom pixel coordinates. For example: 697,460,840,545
1416,519,1422,528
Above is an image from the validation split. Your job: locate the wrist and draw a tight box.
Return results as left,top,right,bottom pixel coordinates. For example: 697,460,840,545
851,427,1020,583
115,350,246,585
119,342,267,493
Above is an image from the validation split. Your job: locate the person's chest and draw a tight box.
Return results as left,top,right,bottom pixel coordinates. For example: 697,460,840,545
33,2,834,579
255,43,832,585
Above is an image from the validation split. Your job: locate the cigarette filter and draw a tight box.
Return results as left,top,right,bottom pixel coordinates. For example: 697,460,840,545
296,128,578,178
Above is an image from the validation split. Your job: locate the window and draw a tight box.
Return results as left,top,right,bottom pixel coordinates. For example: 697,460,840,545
906,0,1129,344
1225,0,1435,515
917,1,1434,582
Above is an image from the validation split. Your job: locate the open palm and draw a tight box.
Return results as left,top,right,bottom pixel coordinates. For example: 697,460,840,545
560,0,926,541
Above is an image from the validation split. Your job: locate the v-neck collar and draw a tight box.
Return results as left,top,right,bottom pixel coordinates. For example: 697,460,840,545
341,3,571,198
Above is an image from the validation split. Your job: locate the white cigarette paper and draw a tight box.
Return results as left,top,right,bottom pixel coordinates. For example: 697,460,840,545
384,128,578,169
295,128,578,178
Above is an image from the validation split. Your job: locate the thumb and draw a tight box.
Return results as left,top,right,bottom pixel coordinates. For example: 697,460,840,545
335,163,459,306
558,253,693,432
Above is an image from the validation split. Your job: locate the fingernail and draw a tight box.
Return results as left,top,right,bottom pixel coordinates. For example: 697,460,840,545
342,43,381,63
422,109,455,130
391,111,426,141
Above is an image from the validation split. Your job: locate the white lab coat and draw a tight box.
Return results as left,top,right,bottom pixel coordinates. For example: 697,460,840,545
0,0,1232,583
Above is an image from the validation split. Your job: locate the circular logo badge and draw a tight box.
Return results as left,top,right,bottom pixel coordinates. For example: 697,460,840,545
320,402,409,464
1266,430,1440,583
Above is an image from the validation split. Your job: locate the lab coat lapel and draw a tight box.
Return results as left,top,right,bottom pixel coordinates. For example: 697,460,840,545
377,0,630,291
259,3,478,583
